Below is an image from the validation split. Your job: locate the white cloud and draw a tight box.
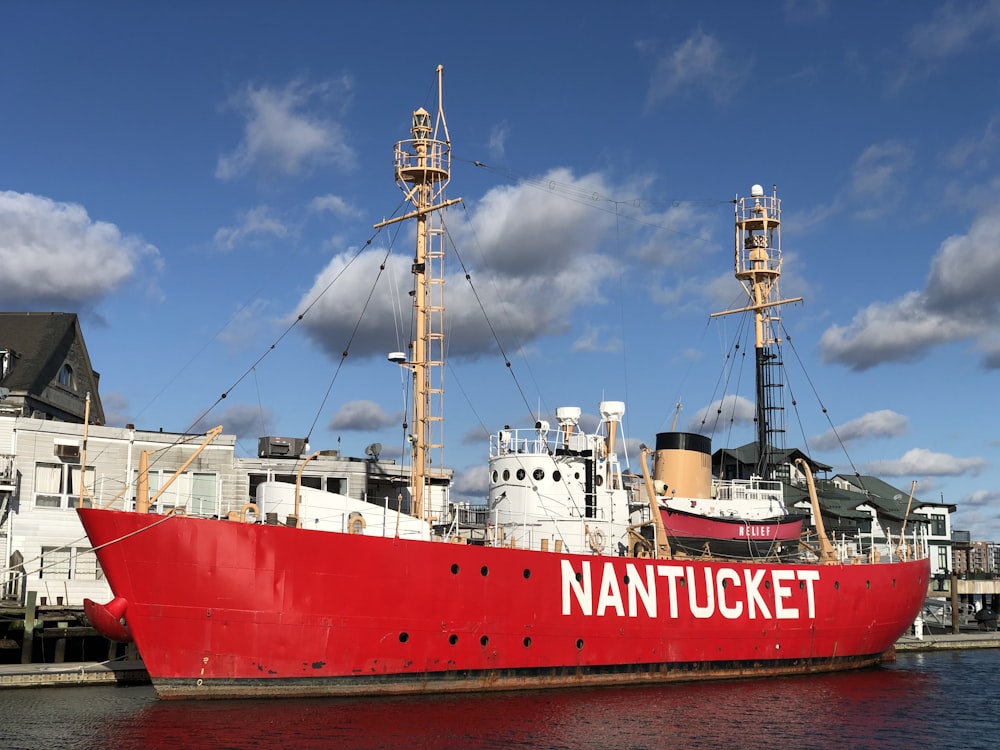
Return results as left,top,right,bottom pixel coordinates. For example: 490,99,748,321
0,191,157,307
328,400,401,431
488,122,509,161
889,3,1000,90
862,448,988,477
905,2,1000,63
216,77,355,180
213,206,290,251
216,403,274,444
820,211,1000,370
572,325,622,353
99,392,131,428
309,194,359,218
849,141,914,219
960,488,1000,510
294,169,623,361
646,29,745,105
686,394,755,434
811,409,908,451
451,465,488,501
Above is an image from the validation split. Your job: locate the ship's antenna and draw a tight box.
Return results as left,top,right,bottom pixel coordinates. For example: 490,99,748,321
711,184,802,478
376,66,462,522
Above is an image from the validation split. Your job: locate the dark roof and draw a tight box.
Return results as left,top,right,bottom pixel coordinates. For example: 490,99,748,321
1,312,79,391
714,443,833,473
833,474,928,521
785,481,873,520
0,311,105,424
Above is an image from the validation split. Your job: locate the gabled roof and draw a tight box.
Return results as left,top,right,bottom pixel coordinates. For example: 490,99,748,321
2,312,78,391
785,481,873,520
0,311,105,424
714,443,833,473
831,474,927,522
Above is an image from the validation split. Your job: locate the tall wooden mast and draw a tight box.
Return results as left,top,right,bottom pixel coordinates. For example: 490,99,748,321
712,185,801,477
376,66,461,522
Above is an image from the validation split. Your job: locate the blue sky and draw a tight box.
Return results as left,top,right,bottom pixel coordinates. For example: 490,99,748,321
3,1,999,541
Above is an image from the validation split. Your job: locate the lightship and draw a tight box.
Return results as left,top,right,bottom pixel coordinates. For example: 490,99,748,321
80,67,930,700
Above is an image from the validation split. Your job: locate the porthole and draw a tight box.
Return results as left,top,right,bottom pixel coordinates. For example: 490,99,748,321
502,469,510,481
866,580,871,589
451,564,460,575
574,472,580,479
576,639,584,650
533,468,545,481
798,581,805,589
623,575,631,585
523,637,532,647
595,475,603,486
480,635,489,646
399,632,409,643
721,579,729,588
679,578,686,587
764,580,771,590
575,571,583,583
834,581,840,590
523,569,531,579
481,566,489,577
552,471,562,481
516,468,526,480
491,470,498,482
449,634,458,645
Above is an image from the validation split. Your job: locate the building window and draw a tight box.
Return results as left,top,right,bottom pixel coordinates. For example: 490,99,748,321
57,363,74,389
134,468,218,516
40,546,71,579
73,548,105,581
38,547,103,581
190,472,218,517
34,462,91,509
930,514,947,537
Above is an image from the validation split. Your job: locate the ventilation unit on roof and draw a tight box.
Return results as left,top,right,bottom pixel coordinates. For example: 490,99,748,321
258,436,306,459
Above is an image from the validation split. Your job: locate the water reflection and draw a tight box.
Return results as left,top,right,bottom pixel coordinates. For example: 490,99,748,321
3,651,995,750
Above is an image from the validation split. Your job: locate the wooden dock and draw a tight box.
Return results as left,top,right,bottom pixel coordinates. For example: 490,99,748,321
0,659,149,689
894,631,1000,652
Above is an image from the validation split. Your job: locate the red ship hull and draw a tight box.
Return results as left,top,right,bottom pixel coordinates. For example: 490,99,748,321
78,507,928,700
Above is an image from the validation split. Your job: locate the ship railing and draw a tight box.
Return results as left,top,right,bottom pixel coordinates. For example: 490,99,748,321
490,427,614,461
800,526,929,564
453,503,490,527
490,429,566,458
714,477,783,501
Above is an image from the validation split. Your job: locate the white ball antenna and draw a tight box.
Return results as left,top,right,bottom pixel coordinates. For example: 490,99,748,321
750,184,764,198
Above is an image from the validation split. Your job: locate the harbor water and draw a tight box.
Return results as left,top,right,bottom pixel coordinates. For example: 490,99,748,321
2,650,997,750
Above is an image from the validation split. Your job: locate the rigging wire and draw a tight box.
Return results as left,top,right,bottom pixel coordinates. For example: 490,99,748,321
303,236,401,448
612,201,632,469
183,198,409,433
780,323,867,487
446,201,541,423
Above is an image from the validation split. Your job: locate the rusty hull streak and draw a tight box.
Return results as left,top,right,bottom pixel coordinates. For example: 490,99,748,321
154,655,885,700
